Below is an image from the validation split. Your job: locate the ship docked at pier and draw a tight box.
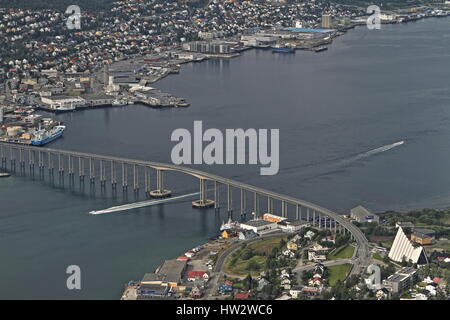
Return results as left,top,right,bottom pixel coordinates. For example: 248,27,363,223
30,125,66,146
272,45,295,54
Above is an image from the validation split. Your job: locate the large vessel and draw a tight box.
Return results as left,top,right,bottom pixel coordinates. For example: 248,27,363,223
31,125,66,146
272,45,295,54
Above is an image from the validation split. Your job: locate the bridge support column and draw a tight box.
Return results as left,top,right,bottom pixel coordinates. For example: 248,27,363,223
19,148,25,170
133,164,139,191
193,178,214,208
281,201,287,218
47,152,53,177
89,158,95,184
267,197,273,214
253,192,258,218
111,161,117,188
100,160,106,187
227,184,232,215
79,157,85,182
149,169,171,198
296,205,300,220
121,162,127,190
10,146,15,173
144,167,150,193
214,181,219,210
58,153,63,175
318,213,321,230
240,188,245,216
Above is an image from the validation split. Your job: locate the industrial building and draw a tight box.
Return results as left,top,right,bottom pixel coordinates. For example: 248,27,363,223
140,258,187,288
240,219,278,234
278,220,309,233
40,95,85,111
350,205,379,223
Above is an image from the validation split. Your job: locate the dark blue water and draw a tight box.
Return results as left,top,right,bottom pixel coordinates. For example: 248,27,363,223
1,18,450,299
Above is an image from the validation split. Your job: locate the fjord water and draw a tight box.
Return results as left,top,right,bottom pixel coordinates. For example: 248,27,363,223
1,18,450,299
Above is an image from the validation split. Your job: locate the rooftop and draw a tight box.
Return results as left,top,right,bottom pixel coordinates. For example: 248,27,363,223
241,219,275,228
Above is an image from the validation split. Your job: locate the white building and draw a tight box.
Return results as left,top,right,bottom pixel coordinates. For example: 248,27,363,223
240,219,278,234
41,96,85,111
388,227,427,264
350,205,379,223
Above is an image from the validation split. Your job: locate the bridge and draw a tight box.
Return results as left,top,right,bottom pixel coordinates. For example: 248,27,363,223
0,142,371,273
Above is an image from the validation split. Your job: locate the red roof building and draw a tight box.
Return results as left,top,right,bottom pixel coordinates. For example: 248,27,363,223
234,292,250,300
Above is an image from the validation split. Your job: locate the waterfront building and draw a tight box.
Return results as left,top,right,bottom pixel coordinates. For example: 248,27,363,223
350,205,379,223
278,220,309,233
239,219,278,234
263,213,287,223
141,259,187,288
40,95,85,111
82,94,116,107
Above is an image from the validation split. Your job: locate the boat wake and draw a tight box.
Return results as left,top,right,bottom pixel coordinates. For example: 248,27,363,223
89,192,199,215
339,140,405,166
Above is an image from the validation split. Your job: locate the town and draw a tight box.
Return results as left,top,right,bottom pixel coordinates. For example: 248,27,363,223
121,206,450,300
1,1,449,146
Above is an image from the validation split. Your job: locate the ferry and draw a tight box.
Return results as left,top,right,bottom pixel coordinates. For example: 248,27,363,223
31,125,66,146
272,45,295,54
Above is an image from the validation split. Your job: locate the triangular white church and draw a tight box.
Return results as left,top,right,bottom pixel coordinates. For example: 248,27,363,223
388,226,427,264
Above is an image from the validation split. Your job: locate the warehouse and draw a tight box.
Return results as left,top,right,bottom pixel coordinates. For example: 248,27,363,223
240,219,278,234
350,205,379,223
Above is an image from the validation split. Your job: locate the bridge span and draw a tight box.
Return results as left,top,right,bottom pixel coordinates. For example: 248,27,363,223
0,142,370,271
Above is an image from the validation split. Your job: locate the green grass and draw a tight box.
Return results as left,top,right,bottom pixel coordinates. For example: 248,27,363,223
247,236,288,255
224,255,266,276
327,245,355,260
328,264,352,286
373,252,384,262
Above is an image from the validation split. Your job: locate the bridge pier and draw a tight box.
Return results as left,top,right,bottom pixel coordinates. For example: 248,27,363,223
226,184,233,216
100,160,106,187
214,181,219,210
281,200,287,218
121,162,127,191
111,161,117,189
144,167,150,193
193,178,214,208
267,197,273,214
149,169,171,198
253,192,258,218
133,164,139,191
